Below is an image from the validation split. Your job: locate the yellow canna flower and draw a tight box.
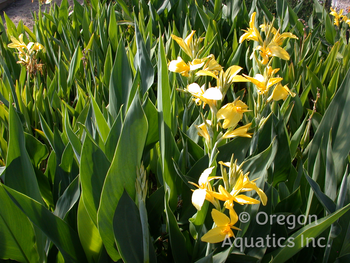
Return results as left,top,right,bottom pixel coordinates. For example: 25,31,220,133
187,83,223,110
239,12,263,44
330,7,345,27
241,174,267,206
210,172,267,217
267,83,296,102
189,167,221,210
195,120,212,142
7,34,27,54
243,73,283,95
196,55,223,77
223,123,252,139
223,65,249,84
272,31,298,46
255,41,291,65
201,209,240,243
168,57,205,77
8,34,45,75
171,30,196,58
217,99,250,129
168,57,191,76
28,42,46,53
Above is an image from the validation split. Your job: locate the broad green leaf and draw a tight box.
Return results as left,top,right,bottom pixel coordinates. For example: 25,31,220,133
59,0,69,24
64,109,82,163
81,135,110,225
67,45,83,87
24,133,49,168
109,39,133,119
305,171,336,214
104,109,123,162
270,203,350,263
5,104,42,203
90,94,110,143
308,68,350,184
4,185,87,263
157,35,179,208
135,23,154,96
0,184,39,263
53,176,80,219
108,5,119,52
113,189,144,263
77,199,103,263
165,190,190,263
142,97,159,150
325,13,336,45
243,137,277,184
97,94,148,261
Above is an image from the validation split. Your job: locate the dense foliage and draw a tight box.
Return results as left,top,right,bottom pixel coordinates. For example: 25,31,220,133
0,0,350,262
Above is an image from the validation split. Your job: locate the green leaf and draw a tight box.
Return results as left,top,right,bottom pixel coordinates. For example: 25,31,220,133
325,14,336,45
67,45,83,87
113,189,144,263
0,184,39,263
165,190,190,263
270,203,350,263
108,5,119,52
64,109,82,163
97,94,148,261
4,185,87,263
5,104,42,203
142,97,159,150
77,199,103,263
109,39,133,119
90,94,110,143
59,0,69,24
53,176,80,219
135,23,154,96
304,171,336,214
308,68,350,184
81,135,110,225
24,133,49,168
243,137,277,184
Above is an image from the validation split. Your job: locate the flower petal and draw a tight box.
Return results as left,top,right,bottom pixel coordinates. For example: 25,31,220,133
211,209,230,226
201,227,226,243
192,189,207,210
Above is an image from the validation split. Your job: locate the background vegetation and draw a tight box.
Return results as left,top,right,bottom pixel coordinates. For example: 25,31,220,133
0,0,350,262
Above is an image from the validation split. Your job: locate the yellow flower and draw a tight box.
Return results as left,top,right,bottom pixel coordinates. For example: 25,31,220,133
330,7,345,27
195,120,212,142
197,65,248,94
255,41,291,65
187,83,223,109
223,123,252,139
267,83,296,102
239,12,263,43
217,99,249,129
7,34,27,54
168,57,191,76
201,209,240,243
343,17,350,25
28,42,46,53
171,30,196,58
189,167,220,210
210,173,267,218
241,174,267,206
243,73,283,95
168,57,205,77
272,31,298,46
196,55,223,77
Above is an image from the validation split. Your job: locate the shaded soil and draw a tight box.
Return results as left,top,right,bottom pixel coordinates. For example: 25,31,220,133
1,0,83,30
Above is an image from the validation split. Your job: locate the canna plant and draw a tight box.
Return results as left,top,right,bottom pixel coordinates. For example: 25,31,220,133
0,0,350,263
